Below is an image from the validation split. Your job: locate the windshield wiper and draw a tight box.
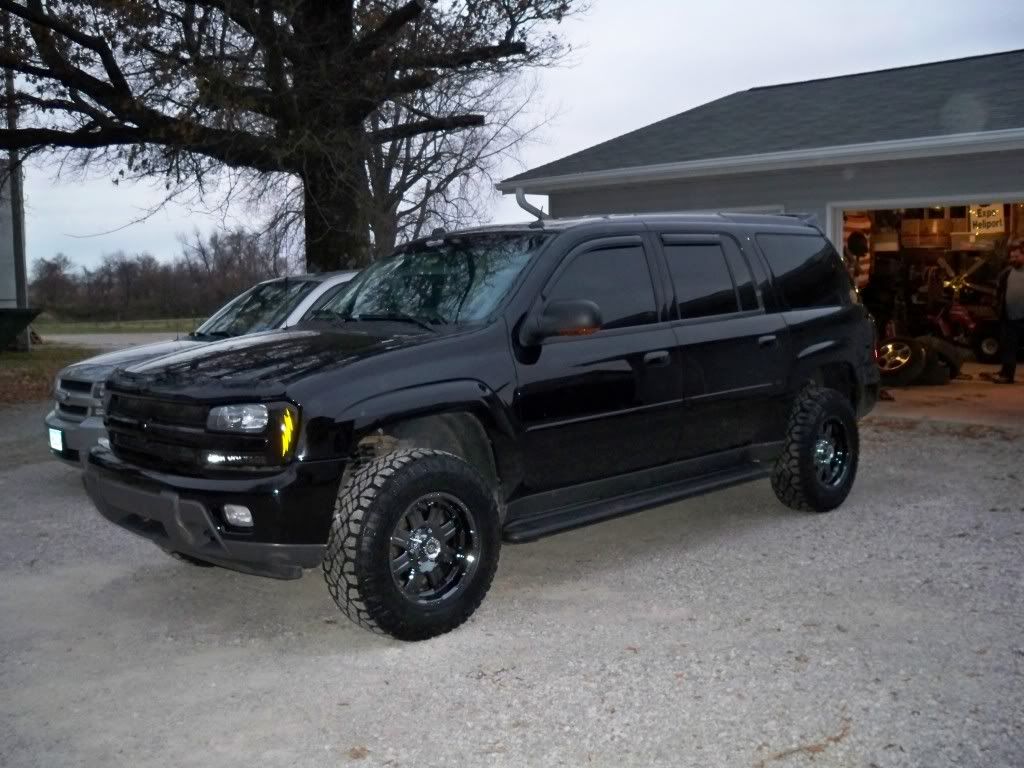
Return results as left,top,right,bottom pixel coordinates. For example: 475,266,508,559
189,330,233,341
308,308,347,324
349,313,441,333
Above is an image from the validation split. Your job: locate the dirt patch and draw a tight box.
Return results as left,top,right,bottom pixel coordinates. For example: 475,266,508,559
864,417,1023,442
0,345,97,403
755,718,851,767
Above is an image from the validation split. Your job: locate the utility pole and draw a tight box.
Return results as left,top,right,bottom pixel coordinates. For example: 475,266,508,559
3,11,29,351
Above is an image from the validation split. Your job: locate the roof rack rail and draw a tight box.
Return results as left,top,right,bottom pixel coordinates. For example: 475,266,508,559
778,212,818,224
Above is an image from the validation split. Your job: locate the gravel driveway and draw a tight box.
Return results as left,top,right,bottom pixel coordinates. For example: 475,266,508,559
1,403,1022,767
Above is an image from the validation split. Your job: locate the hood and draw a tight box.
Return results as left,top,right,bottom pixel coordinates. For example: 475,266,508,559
109,325,442,400
60,339,205,382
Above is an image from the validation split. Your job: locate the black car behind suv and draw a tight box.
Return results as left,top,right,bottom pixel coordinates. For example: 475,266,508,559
84,213,879,640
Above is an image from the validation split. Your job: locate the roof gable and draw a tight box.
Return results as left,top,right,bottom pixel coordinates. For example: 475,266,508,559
504,48,1024,186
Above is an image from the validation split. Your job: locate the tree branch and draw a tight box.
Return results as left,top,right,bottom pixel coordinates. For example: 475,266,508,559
370,113,485,143
1,0,132,97
355,0,428,57
400,41,528,71
0,125,145,150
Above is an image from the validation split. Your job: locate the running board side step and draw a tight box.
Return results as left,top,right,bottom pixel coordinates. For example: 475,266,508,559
501,465,771,543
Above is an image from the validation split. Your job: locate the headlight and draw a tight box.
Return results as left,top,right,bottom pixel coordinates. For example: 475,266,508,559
201,403,300,469
207,404,269,433
92,382,106,416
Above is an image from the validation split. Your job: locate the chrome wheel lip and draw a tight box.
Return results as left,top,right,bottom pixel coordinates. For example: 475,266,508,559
389,491,480,605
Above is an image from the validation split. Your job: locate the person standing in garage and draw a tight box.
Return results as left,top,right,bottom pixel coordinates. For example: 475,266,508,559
989,238,1024,384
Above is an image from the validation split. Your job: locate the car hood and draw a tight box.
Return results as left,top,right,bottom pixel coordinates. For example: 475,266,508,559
60,339,205,382
108,326,441,400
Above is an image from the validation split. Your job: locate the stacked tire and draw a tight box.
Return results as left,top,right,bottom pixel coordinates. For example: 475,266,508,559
877,336,966,387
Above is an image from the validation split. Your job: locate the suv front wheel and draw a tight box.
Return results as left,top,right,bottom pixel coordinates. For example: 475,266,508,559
323,449,501,641
772,388,859,512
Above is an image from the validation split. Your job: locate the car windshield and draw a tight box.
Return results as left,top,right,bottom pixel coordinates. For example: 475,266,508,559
310,233,549,325
194,278,319,338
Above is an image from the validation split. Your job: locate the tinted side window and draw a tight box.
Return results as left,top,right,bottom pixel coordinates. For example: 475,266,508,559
547,245,657,330
756,233,849,309
722,240,759,311
664,243,738,319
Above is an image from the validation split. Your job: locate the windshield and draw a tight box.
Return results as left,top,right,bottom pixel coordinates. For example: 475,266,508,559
310,233,549,325
195,279,319,338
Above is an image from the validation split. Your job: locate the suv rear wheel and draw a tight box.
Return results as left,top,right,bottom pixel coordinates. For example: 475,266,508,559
772,387,859,513
323,449,500,641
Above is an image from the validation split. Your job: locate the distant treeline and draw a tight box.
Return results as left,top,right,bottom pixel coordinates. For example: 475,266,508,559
30,228,293,322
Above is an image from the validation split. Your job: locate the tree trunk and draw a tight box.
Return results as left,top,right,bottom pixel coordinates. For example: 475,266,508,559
302,161,371,272
368,200,400,261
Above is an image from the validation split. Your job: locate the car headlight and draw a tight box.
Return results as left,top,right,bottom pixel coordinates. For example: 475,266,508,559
207,404,270,433
202,403,299,469
92,382,106,416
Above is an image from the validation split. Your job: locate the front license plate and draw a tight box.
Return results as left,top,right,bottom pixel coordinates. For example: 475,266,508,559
48,427,64,452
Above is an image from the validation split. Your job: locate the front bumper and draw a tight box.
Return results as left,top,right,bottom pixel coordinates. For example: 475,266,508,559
83,448,344,579
45,410,106,467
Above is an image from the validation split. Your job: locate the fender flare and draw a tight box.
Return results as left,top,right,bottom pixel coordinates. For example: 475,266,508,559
336,379,517,440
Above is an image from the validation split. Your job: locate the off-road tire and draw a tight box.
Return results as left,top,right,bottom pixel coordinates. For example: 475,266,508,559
772,387,859,513
322,449,500,641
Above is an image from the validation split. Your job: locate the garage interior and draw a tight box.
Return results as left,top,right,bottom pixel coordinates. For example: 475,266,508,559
841,200,1022,393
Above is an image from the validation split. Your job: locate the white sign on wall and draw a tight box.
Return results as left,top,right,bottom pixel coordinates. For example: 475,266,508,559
969,203,1004,235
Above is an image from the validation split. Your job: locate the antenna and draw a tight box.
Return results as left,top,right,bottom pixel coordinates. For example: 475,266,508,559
515,188,549,221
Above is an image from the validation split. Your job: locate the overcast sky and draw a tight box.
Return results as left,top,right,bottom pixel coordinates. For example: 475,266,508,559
21,0,1024,271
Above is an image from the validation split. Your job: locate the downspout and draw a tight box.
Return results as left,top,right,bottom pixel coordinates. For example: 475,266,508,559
515,188,549,220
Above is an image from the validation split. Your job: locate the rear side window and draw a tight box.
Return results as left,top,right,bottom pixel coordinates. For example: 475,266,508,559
663,243,738,319
756,233,849,309
547,244,657,330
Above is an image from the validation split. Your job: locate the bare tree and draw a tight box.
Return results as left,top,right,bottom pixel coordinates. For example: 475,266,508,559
261,70,549,262
366,71,547,258
0,1,585,270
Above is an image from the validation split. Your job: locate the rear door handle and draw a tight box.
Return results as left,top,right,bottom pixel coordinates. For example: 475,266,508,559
758,334,779,348
643,350,671,367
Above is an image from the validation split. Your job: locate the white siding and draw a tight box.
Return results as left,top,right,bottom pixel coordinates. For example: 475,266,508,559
547,149,1024,244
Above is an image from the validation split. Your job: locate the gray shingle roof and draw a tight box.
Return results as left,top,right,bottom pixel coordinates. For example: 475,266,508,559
504,48,1024,184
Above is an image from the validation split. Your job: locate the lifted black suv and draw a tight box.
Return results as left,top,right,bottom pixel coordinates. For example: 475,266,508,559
84,213,879,640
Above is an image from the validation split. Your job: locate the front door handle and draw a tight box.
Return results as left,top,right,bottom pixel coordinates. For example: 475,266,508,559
758,334,779,348
643,350,671,367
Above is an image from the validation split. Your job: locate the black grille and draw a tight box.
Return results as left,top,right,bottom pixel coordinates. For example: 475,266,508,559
105,392,270,475
108,394,208,427
59,378,93,393
57,403,88,421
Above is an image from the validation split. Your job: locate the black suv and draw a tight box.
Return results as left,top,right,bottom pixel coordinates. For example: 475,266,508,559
84,214,879,640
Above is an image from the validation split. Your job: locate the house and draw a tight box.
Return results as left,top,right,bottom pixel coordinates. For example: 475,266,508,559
499,49,1024,285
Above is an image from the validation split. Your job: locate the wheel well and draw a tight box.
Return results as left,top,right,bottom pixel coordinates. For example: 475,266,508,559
353,412,508,501
816,362,858,409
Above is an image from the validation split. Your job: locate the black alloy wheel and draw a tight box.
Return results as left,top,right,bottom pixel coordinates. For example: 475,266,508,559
812,417,851,488
389,492,481,604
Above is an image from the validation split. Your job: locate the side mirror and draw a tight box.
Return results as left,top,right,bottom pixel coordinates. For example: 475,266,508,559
521,299,602,345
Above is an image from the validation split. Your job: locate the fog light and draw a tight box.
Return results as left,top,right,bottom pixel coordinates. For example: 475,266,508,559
223,504,253,528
